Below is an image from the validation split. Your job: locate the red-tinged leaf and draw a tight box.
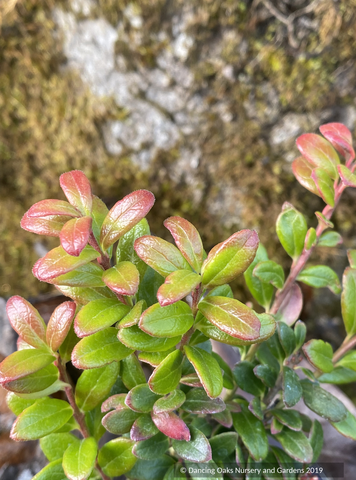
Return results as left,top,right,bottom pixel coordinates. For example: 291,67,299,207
296,133,339,180
32,245,99,282
276,283,302,326
100,190,155,251
101,394,127,413
130,414,159,441
134,236,191,278
338,164,356,188
315,211,334,231
27,200,80,218
60,170,92,215
55,285,116,305
292,157,320,196
118,300,146,329
46,301,76,352
21,212,72,237
198,296,260,340
180,374,203,387
0,349,55,384
164,216,204,272
60,216,92,257
157,270,201,307
201,230,259,287
6,296,48,350
103,262,140,296
151,411,190,441
311,168,335,206
320,123,354,160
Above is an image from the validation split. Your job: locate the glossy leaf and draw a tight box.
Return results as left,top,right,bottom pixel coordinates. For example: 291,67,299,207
74,299,130,337
62,437,97,480
341,267,356,336
318,230,343,247
331,411,356,441
100,190,155,251
138,348,175,367
172,426,212,462
296,133,339,179
318,366,356,384
133,432,169,460
72,328,132,369
232,405,268,461
85,406,106,441
40,432,80,462
130,414,159,441
338,164,356,187
33,246,99,282
233,361,264,396
102,407,141,435
119,300,146,329
277,322,296,357
297,265,341,294
276,283,303,326
0,349,55,384
253,261,284,289
212,409,233,428
301,379,347,422
119,325,181,352
271,409,302,431
151,411,190,441
149,350,183,395
98,437,137,477
153,390,186,414
116,218,150,276
157,270,201,306
91,195,110,248
274,429,313,463
212,352,234,389
126,455,175,480
292,156,320,196
137,267,165,307
21,212,72,237
59,323,80,364
303,339,333,373
101,393,127,413
27,199,80,218
55,285,116,305
60,216,92,257
134,235,191,278
320,122,354,159
337,351,356,371
32,459,67,480
6,392,36,416
10,398,73,441
253,364,277,388
184,346,223,398
282,366,302,408
181,388,225,414
6,296,48,350
103,262,140,296
311,168,335,206
310,419,324,462
120,354,146,390
248,397,263,421
209,432,237,462
276,203,307,260
3,363,59,395
125,384,162,413
139,301,194,338
294,320,306,351
244,244,273,309
198,296,260,340
305,227,317,250
348,249,356,267
60,170,92,215
180,373,202,387
75,362,119,412
46,301,76,352
201,230,259,287
164,216,204,272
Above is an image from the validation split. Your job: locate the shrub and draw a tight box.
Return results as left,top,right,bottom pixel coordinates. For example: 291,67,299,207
1,123,356,480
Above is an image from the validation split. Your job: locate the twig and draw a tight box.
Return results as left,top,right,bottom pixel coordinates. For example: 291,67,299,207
333,335,356,364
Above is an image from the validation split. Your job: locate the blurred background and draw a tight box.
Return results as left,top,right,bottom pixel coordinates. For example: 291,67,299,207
1,0,356,478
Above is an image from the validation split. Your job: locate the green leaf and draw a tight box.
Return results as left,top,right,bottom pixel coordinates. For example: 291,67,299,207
296,133,339,180
40,433,80,461
305,227,317,250
164,216,204,273
0,349,55,384
341,267,356,336
318,231,343,247
101,393,127,412
311,168,335,206
232,405,268,461
75,362,119,412
348,249,356,267
102,407,141,434
91,195,111,254
274,428,313,463
10,398,73,441
318,366,356,384
119,325,181,352
277,322,296,357
209,432,237,462
32,458,67,480
302,339,334,373
181,387,225,414
271,447,297,480
201,230,259,287
100,190,155,251
271,409,302,431
3,364,59,395
244,244,273,309
116,218,150,279
153,390,186,414
98,437,137,477
85,405,105,441
292,156,320,196
297,265,341,294
256,342,280,373
253,261,285,289
130,414,159,441
338,163,356,187
138,349,175,367
139,301,194,338
126,455,175,480
148,350,183,395
294,320,306,351
282,366,302,408
103,262,140,296
137,266,165,307
59,323,80,364
310,419,324,462
119,300,146,329
276,203,307,260
184,346,223,398
253,365,277,388
125,384,162,413
134,236,191,277
336,350,356,371
157,270,201,307
55,285,116,305
6,392,35,415
271,417,283,435
233,361,264,396
72,327,132,369
212,408,233,428
198,296,261,340
121,353,146,389
133,432,169,460
74,299,130,337
212,352,234,389
331,410,356,441
62,437,97,480
172,426,212,462
248,397,263,421
301,379,347,422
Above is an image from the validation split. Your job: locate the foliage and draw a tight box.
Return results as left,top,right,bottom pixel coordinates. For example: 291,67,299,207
1,123,356,479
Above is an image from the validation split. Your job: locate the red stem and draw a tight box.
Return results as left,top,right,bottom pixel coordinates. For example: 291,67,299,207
333,335,356,363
